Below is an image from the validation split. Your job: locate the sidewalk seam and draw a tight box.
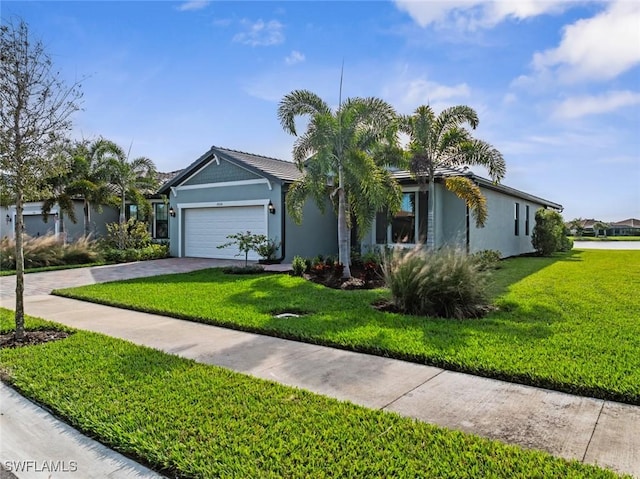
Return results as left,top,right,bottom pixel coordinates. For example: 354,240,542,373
582,400,605,463
378,369,446,411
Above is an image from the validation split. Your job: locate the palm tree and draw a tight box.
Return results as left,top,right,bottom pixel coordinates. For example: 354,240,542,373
54,139,115,237
41,141,80,241
278,90,404,278
93,139,157,248
400,105,506,249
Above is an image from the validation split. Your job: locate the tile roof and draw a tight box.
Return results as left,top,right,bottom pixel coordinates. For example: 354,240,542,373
391,167,562,210
158,146,302,194
213,147,302,182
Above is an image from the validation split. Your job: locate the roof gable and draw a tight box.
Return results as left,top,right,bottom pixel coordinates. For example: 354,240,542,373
158,146,302,194
182,158,261,186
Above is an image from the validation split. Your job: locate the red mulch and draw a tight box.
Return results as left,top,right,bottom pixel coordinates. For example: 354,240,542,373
0,330,71,349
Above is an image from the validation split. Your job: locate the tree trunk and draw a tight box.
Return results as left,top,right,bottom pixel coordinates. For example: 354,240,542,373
119,193,126,250
425,176,436,250
14,190,25,341
337,164,351,278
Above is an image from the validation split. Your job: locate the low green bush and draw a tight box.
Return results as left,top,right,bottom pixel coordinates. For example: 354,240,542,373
471,249,502,271
221,265,265,275
383,247,490,319
102,244,168,263
291,256,306,276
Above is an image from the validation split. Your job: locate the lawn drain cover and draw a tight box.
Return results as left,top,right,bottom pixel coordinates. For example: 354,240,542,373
273,313,301,318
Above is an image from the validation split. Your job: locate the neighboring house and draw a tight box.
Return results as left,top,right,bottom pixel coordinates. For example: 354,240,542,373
158,146,338,262
362,168,562,258
608,218,640,236
160,145,562,261
567,218,639,237
0,200,118,241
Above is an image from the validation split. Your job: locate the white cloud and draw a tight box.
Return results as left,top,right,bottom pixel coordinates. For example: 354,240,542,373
176,1,210,12
394,0,571,30
383,76,471,113
532,1,640,82
553,90,640,119
285,50,305,65
233,19,284,46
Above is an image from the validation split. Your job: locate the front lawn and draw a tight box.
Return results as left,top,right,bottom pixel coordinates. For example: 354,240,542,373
571,236,640,241
55,250,640,404
0,311,621,478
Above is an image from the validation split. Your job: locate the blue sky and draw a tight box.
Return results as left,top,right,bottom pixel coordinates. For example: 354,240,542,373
3,0,639,221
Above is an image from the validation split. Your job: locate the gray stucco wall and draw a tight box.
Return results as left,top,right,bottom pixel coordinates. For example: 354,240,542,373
283,196,338,262
469,187,545,257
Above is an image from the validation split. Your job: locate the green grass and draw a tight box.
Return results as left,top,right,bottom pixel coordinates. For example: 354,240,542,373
0,262,105,276
54,250,640,404
0,311,622,478
571,236,640,241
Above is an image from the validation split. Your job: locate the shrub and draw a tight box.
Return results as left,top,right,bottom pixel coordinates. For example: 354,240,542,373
531,209,571,256
0,235,100,270
292,256,306,276
104,219,151,250
255,238,281,261
382,247,490,319
62,236,101,265
471,249,502,271
221,265,265,275
102,244,168,264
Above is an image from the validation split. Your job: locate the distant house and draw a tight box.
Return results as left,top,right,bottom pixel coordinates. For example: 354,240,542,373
568,218,640,237
609,218,640,236
0,200,118,241
160,145,563,261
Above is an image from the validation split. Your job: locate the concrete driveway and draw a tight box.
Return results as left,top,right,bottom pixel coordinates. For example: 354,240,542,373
0,258,290,298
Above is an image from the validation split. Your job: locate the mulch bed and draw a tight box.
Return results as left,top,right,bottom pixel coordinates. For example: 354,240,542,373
0,330,71,349
302,264,385,290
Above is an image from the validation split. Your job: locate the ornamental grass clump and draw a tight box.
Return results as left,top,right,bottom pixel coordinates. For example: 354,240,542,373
382,247,490,319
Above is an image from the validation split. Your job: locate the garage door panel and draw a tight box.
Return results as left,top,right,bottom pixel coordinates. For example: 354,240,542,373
184,206,266,259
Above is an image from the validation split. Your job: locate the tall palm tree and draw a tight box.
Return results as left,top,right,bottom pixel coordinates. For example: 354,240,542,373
278,90,404,278
400,105,506,249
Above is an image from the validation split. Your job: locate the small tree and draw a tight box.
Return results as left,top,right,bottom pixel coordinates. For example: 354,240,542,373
217,231,267,267
532,209,569,256
568,218,585,237
593,221,610,238
0,18,82,340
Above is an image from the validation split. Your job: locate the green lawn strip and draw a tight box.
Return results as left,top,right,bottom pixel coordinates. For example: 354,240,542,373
54,250,640,404
0,262,105,276
0,311,621,478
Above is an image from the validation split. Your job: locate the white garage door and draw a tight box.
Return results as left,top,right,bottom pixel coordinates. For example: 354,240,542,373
184,206,266,259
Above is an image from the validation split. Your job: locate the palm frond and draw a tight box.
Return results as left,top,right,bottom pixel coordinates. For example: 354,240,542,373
459,139,506,183
444,176,488,227
277,90,331,136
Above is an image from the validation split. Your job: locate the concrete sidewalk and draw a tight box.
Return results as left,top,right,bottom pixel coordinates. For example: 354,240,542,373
2,293,638,478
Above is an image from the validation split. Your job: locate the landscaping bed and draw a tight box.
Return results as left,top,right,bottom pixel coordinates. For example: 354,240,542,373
54,250,640,404
0,311,621,478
